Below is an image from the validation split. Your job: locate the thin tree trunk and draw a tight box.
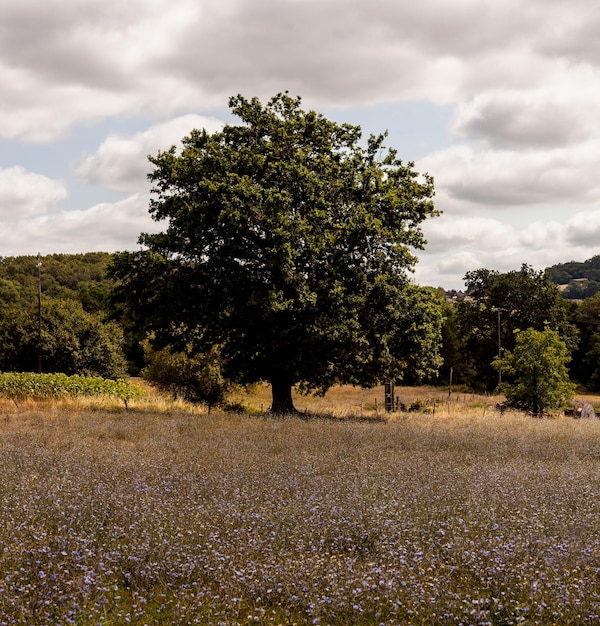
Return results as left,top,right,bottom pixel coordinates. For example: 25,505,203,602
270,376,297,414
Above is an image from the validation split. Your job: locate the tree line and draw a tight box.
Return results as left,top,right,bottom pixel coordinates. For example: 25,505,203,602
546,256,600,299
1,94,597,413
0,252,597,410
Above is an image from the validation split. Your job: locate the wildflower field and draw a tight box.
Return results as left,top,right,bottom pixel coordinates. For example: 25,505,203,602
2,393,600,624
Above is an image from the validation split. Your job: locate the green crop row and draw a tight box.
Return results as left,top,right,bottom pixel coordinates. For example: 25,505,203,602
0,372,145,407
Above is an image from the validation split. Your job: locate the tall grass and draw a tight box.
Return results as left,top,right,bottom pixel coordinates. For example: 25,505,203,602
228,383,507,418
1,403,600,624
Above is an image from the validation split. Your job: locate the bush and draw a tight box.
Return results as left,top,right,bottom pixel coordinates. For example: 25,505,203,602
494,327,576,416
142,345,228,410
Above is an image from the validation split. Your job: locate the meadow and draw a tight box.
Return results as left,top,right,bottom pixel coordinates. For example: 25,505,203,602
1,387,600,625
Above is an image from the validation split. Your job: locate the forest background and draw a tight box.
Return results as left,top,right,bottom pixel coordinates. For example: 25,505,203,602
1,251,599,403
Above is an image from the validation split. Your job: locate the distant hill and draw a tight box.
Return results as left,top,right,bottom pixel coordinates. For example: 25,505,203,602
546,255,600,299
0,252,114,313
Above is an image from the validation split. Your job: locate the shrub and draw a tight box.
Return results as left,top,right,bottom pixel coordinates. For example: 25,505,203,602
142,345,228,410
0,372,144,407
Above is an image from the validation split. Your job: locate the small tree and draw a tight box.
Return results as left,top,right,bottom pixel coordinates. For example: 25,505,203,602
494,327,575,416
142,343,228,410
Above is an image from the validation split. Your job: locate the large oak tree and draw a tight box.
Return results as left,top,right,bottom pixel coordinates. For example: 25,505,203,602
111,94,441,412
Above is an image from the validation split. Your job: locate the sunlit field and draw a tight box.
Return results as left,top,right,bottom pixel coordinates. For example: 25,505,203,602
2,388,600,624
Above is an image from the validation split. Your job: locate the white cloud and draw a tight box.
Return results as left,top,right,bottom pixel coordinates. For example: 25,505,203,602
53,194,160,249
565,209,600,246
452,91,594,149
414,208,600,289
76,115,224,192
0,62,141,142
533,0,600,64
0,194,160,257
0,167,67,217
3,0,600,141
451,62,600,149
0,0,203,141
421,142,600,208
518,221,564,250
422,215,516,253
415,215,522,286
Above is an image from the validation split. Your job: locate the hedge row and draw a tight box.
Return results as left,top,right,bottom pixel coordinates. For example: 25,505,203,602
0,373,145,406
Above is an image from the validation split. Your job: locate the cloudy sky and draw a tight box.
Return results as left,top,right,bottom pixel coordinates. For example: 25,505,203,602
1,0,599,289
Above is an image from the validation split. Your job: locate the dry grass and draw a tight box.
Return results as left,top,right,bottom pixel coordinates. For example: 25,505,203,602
228,383,507,419
1,389,600,624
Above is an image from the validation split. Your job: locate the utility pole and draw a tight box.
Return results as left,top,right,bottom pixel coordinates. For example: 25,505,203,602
493,307,506,386
37,253,42,374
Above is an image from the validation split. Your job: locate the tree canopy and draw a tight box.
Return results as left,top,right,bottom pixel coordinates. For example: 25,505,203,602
495,327,575,416
0,298,127,379
569,292,600,390
111,93,442,412
0,253,113,313
453,264,576,390
546,255,600,296
0,254,127,379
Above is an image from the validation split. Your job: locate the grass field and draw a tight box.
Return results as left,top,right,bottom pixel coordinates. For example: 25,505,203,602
228,383,507,418
1,388,600,624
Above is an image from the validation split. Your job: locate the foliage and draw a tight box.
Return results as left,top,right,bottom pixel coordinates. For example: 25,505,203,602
546,254,600,298
583,331,600,391
561,279,600,300
494,327,576,416
0,252,114,313
110,93,441,412
0,299,128,379
0,372,144,405
569,292,600,389
0,253,136,376
142,343,228,409
438,296,478,387
455,264,577,390
388,285,444,385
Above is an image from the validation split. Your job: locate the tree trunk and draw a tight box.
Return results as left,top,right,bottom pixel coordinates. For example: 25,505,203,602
270,376,297,414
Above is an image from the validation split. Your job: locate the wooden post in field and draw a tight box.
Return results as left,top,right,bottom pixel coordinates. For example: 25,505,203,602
448,367,453,415
384,380,395,412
